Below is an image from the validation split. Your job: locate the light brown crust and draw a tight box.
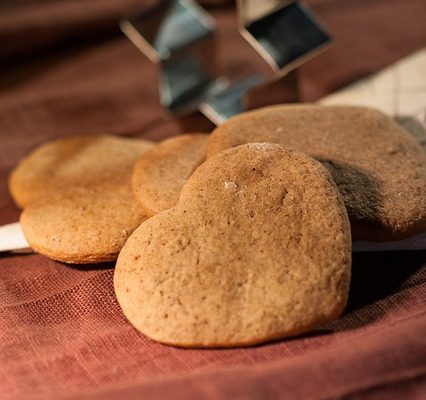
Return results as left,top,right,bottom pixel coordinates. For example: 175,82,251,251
115,143,351,347
20,187,146,264
206,105,426,241
132,133,209,216
10,134,153,263
9,134,153,208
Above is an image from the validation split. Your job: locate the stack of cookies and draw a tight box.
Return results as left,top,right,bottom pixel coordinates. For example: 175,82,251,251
9,105,426,348
9,135,153,263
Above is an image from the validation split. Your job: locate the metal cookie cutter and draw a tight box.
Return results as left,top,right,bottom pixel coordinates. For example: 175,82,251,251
120,0,332,124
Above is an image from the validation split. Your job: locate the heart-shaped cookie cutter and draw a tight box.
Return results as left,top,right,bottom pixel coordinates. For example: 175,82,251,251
120,0,332,124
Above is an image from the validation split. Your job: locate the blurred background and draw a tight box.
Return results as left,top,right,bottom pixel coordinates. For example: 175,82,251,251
0,0,424,137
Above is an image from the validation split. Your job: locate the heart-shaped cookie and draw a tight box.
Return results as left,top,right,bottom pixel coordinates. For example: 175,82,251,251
132,133,208,216
10,134,153,263
115,143,351,347
207,105,426,241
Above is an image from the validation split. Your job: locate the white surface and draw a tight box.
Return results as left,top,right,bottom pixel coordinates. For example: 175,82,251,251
320,48,426,128
0,222,30,252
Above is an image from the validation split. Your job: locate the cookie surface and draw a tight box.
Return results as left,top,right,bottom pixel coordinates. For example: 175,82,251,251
10,134,153,208
115,143,351,347
10,134,153,263
21,187,144,263
207,105,426,241
132,133,208,216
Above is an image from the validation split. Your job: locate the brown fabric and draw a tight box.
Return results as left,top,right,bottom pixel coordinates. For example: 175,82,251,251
0,1,425,399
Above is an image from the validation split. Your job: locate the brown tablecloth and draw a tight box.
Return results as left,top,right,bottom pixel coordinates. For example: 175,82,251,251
1,1,425,399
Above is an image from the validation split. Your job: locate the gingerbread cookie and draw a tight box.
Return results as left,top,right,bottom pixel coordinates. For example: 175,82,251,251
20,187,146,263
132,133,208,216
115,143,351,347
207,105,426,241
10,134,153,208
10,134,153,263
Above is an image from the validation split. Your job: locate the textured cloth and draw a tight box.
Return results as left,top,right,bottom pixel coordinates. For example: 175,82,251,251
1,1,426,399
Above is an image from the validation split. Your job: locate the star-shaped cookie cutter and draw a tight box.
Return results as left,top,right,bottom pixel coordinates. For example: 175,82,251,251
120,0,332,124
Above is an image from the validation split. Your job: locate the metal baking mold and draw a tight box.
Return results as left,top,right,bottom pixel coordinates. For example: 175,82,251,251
120,0,332,124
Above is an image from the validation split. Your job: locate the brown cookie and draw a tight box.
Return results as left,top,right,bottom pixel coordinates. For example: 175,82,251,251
20,187,145,263
9,134,153,263
207,105,426,241
9,134,153,208
132,133,208,216
115,143,351,347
